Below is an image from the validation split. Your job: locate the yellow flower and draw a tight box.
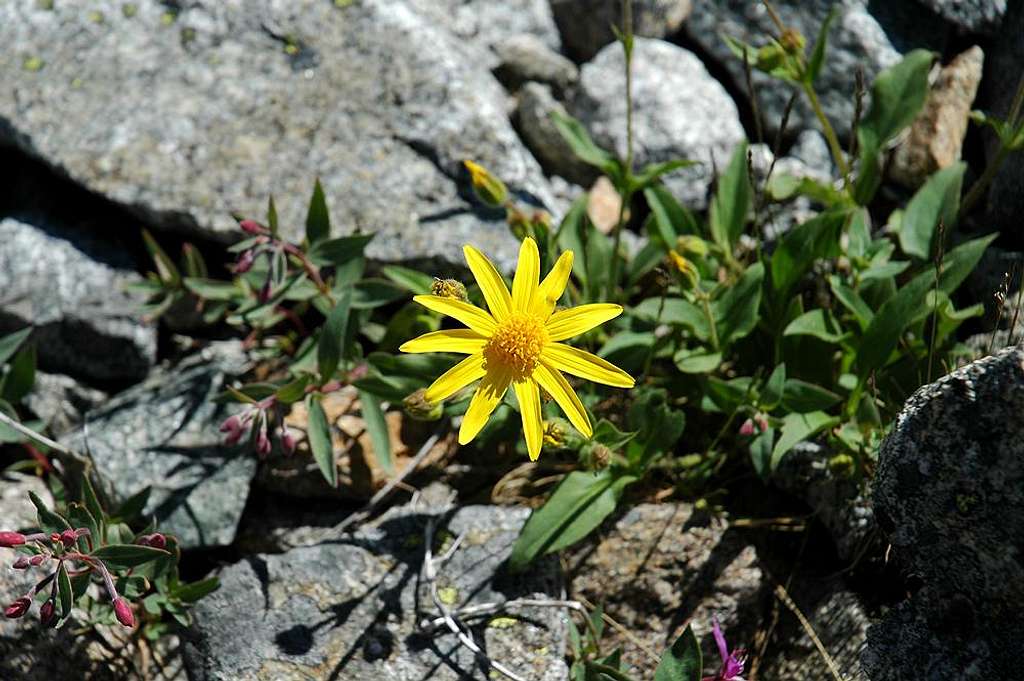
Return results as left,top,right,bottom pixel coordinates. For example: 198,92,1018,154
400,238,634,461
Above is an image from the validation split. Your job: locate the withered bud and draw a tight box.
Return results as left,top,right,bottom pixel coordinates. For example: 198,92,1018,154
668,250,700,289
779,27,806,54
0,532,26,548
113,597,135,628
402,389,443,421
4,597,31,619
431,278,468,302
11,557,30,570
589,443,612,470
233,248,257,274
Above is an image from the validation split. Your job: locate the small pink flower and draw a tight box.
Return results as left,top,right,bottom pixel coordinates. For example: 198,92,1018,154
0,532,26,548
137,533,167,550
113,598,135,628
280,424,296,456
60,529,78,548
739,419,756,437
11,557,30,570
703,618,746,681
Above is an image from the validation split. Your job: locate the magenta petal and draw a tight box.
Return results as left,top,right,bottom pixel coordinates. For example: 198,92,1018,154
711,618,729,665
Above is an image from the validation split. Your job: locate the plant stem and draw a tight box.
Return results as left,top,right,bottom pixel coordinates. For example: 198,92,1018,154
699,292,721,352
608,0,635,301
803,82,850,180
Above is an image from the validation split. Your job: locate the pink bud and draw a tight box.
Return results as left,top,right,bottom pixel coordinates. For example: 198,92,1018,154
239,219,266,235
739,418,756,437
113,598,135,628
60,530,78,548
755,415,769,433
219,414,241,433
39,600,56,627
4,597,31,619
29,555,46,567
281,426,296,456
11,557,30,570
256,427,272,458
0,532,26,548
137,533,167,550
233,249,256,274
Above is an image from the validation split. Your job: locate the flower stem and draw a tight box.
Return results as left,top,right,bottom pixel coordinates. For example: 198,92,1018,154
802,82,850,181
608,0,635,302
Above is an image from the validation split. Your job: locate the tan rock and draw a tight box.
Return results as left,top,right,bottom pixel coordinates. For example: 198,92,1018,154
890,46,984,188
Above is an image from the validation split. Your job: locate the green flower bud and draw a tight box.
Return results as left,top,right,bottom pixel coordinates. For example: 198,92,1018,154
828,453,856,478
668,250,700,289
464,160,508,208
403,389,444,421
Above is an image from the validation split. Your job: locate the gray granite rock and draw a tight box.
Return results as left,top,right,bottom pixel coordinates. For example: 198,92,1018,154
567,503,764,678
551,0,692,61
917,0,1006,33
0,0,555,270
866,347,1024,679
494,34,579,95
24,371,108,437
684,0,946,139
517,82,600,185
61,342,256,549
572,38,745,209
0,217,155,383
184,505,568,680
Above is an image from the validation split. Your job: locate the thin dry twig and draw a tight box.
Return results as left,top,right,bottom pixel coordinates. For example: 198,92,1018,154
574,593,662,664
773,583,846,681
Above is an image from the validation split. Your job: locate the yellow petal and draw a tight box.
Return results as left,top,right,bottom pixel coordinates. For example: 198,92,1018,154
541,343,635,388
413,295,497,335
399,329,488,354
534,362,592,437
544,303,622,342
511,238,540,313
531,250,574,319
458,369,512,445
464,244,512,321
424,353,486,402
514,379,543,461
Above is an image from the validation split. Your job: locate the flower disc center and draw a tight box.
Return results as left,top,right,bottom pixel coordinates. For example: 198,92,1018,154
484,313,548,379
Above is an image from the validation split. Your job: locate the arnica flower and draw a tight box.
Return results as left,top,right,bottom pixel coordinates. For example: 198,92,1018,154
400,238,634,461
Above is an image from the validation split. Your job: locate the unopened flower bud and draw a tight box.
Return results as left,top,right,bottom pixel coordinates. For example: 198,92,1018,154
739,418,756,437
113,597,135,628
233,249,257,274
668,250,700,289
256,425,272,458
138,533,167,550
39,600,56,627
675,235,709,258
507,210,531,241
220,414,245,446
779,27,806,54
60,530,78,548
828,453,856,478
402,389,443,421
755,414,769,433
463,160,508,208
12,557,30,570
257,280,273,304
0,532,26,548
4,597,30,619
239,219,266,235
280,426,297,456
29,555,46,567
49,533,61,545
589,444,612,470
431,278,468,302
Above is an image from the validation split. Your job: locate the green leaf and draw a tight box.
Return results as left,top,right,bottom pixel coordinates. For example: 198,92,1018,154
266,195,279,235
900,162,965,259
0,327,32,366
358,389,392,475
352,279,407,309
381,265,434,295
630,160,696,193
631,298,709,341
556,195,591,287
714,262,765,346
806,6,838,84
141,229,181,286
644,185,698,250
183,278,240,301
306,396,337,487
274,376,311,404
318,287,353,382
783,309,845,343
82,476,106,541
771,208,846,300
782,379,842,413
762,363,786,410
771,411,839,470
57,561,73,620
709,141,750,251
90,544,171,570
828,276,873,330
856,270,935,378
508,470,636,571
30,491,70,533
592,419,637,451
2,343,35,404
114,487,151,522
305,178,331,245
307,234,374,268
673,347,722,374
654,624,702,681
171,576,220,603
66,503,99,550
550,110,620,179
937,234,997,295
749,426,775,479
181,243,208,279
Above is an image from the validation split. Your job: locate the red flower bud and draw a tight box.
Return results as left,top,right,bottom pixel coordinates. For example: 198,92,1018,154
256,427,272,458
219,414,241,434
739,418,756,437
0,532,26,548
4,597,31,619
49,533,61,544
113,598,135,628
11,557,30,570
137,533,167,550
281,428,297,456
233,249,256,274
29,555,46,567
39,600,56,627
60,530,78,548
239,219,266,235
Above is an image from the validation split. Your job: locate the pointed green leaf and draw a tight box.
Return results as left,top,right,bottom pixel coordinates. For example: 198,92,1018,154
318,287,353,382
30,491,70,533
89,544,171,570
900,162,965,260
806,6,838,84
0,327,32,367
762,363,786,410
550,110,620,178
306,396,337,487
782,379,842,413
714,262,765,346
654,624,702,681
709,141,751,251
305,178,331,245
771,411,839,470
358,389,392,475
57,561,73,619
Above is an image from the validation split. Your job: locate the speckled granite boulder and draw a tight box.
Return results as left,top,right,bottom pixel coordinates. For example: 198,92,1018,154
61,342,256,550
183,505,567,680
0,0,555,269
866,347,1024,679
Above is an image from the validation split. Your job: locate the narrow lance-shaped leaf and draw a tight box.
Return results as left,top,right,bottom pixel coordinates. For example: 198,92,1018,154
358,389,393,475
305,178,331,245
57,561,73,620
0,327,32,366
89,544,171,571
306,395,338,488
318,287,353,383
709,141,751,252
